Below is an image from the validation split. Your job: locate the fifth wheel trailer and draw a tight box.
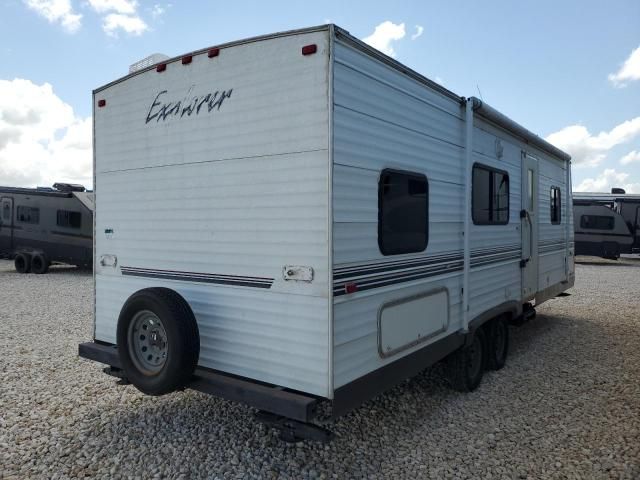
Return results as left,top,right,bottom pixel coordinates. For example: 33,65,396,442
79,25,575,441
0,183,93,273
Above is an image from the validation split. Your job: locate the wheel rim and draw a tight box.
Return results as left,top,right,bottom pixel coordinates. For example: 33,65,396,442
128,310,168,375
467,335,483,380
494,322,506,359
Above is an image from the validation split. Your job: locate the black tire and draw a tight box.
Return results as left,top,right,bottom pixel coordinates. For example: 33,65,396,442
485,317,509,371
446,328,486,392
31,254,49,274
14,253,30,273
117,288,200,396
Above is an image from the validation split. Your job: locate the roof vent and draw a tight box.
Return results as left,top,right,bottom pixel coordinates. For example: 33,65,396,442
129,53,170,73
611,188,626,194
53,183,86,192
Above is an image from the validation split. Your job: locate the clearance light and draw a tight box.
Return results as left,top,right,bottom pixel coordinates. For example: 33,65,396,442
156,63,167,72
208,48,220,58
97,99,106,108
302,44,317,55
182,55,192,65
345,283,358,294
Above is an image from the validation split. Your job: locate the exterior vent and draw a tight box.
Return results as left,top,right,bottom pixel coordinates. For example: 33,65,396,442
611,188,626,194
129,53,170,73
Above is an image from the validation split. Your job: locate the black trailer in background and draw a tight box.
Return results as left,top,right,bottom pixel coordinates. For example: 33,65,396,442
0,183,93,273
573,189,640,259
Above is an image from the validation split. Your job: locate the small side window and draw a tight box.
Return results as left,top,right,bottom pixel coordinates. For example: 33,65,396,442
378,169,428,256
550,187,561,224
57,210,82,229
580,215,614,230
472,164,509,225
2,203,9,220
16,206,39,224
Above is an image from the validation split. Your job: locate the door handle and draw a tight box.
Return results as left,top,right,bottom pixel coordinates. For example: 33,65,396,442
521,209,533,259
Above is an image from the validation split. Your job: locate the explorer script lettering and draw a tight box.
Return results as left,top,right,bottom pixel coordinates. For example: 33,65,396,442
145,86,233,124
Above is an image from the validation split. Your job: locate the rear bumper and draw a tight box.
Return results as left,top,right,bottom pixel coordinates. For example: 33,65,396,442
78,342,319,422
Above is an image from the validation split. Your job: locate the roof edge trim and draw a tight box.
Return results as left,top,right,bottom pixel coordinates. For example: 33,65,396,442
470,97,571,162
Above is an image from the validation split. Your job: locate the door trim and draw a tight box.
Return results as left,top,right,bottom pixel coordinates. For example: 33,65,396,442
521,153,539,300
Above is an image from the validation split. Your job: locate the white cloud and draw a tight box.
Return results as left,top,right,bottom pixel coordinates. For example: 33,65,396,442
546,117,640,166
85,0,136,14
23,0,82,33
23,0,150,36
102,12,148,36
0,79,92,188
151,3,165,18
575,168,640,194
608,45,640,87
85,0,148,36
411,25,424,40
620,150,640,165
363,21,406,57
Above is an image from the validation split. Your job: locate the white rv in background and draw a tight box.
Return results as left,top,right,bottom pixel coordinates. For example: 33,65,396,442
80,25,575,441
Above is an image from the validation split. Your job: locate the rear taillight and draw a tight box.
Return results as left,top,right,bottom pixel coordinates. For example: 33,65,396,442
302,44,317,55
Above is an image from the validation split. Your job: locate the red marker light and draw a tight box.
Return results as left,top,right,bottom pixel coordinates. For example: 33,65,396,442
345,283,358,294
302,44,317,56
182,55,192,65
208,48,220,58
97,99,106,108
156,63,167,72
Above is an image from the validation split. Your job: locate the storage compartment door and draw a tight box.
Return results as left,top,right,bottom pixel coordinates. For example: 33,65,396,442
378,288,449,358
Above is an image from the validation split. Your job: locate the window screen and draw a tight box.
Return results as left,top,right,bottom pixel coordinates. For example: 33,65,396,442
57,210,82,229
580,215,614,230
378,169,428,255
550,187,561,224
472,164,509,225
16,206,39,224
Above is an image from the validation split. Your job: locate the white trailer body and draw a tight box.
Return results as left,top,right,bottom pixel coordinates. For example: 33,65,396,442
83,25,574,432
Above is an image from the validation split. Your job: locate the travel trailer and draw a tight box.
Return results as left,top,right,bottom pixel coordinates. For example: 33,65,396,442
573,191,639,259
0,183,93,273
79,25,574,441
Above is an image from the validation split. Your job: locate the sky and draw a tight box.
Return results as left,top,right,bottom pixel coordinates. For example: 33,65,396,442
0,0,639,192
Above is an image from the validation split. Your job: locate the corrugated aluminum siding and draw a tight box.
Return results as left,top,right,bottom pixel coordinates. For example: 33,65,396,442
331,39,467,388
331,37,572,389
94,30,332,397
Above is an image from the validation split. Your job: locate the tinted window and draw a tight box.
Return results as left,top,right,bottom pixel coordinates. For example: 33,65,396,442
580,215,614,230
378,170,428,255
16,206,39,224
472,164,509,225
2,203,9,220
550,187,561,224
57,210,82,229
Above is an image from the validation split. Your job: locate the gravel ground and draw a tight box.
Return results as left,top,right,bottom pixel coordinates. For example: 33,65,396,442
1,257,639,479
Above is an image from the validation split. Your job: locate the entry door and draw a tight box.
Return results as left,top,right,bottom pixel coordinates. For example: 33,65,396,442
0,197,13,253
521,154,539,300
